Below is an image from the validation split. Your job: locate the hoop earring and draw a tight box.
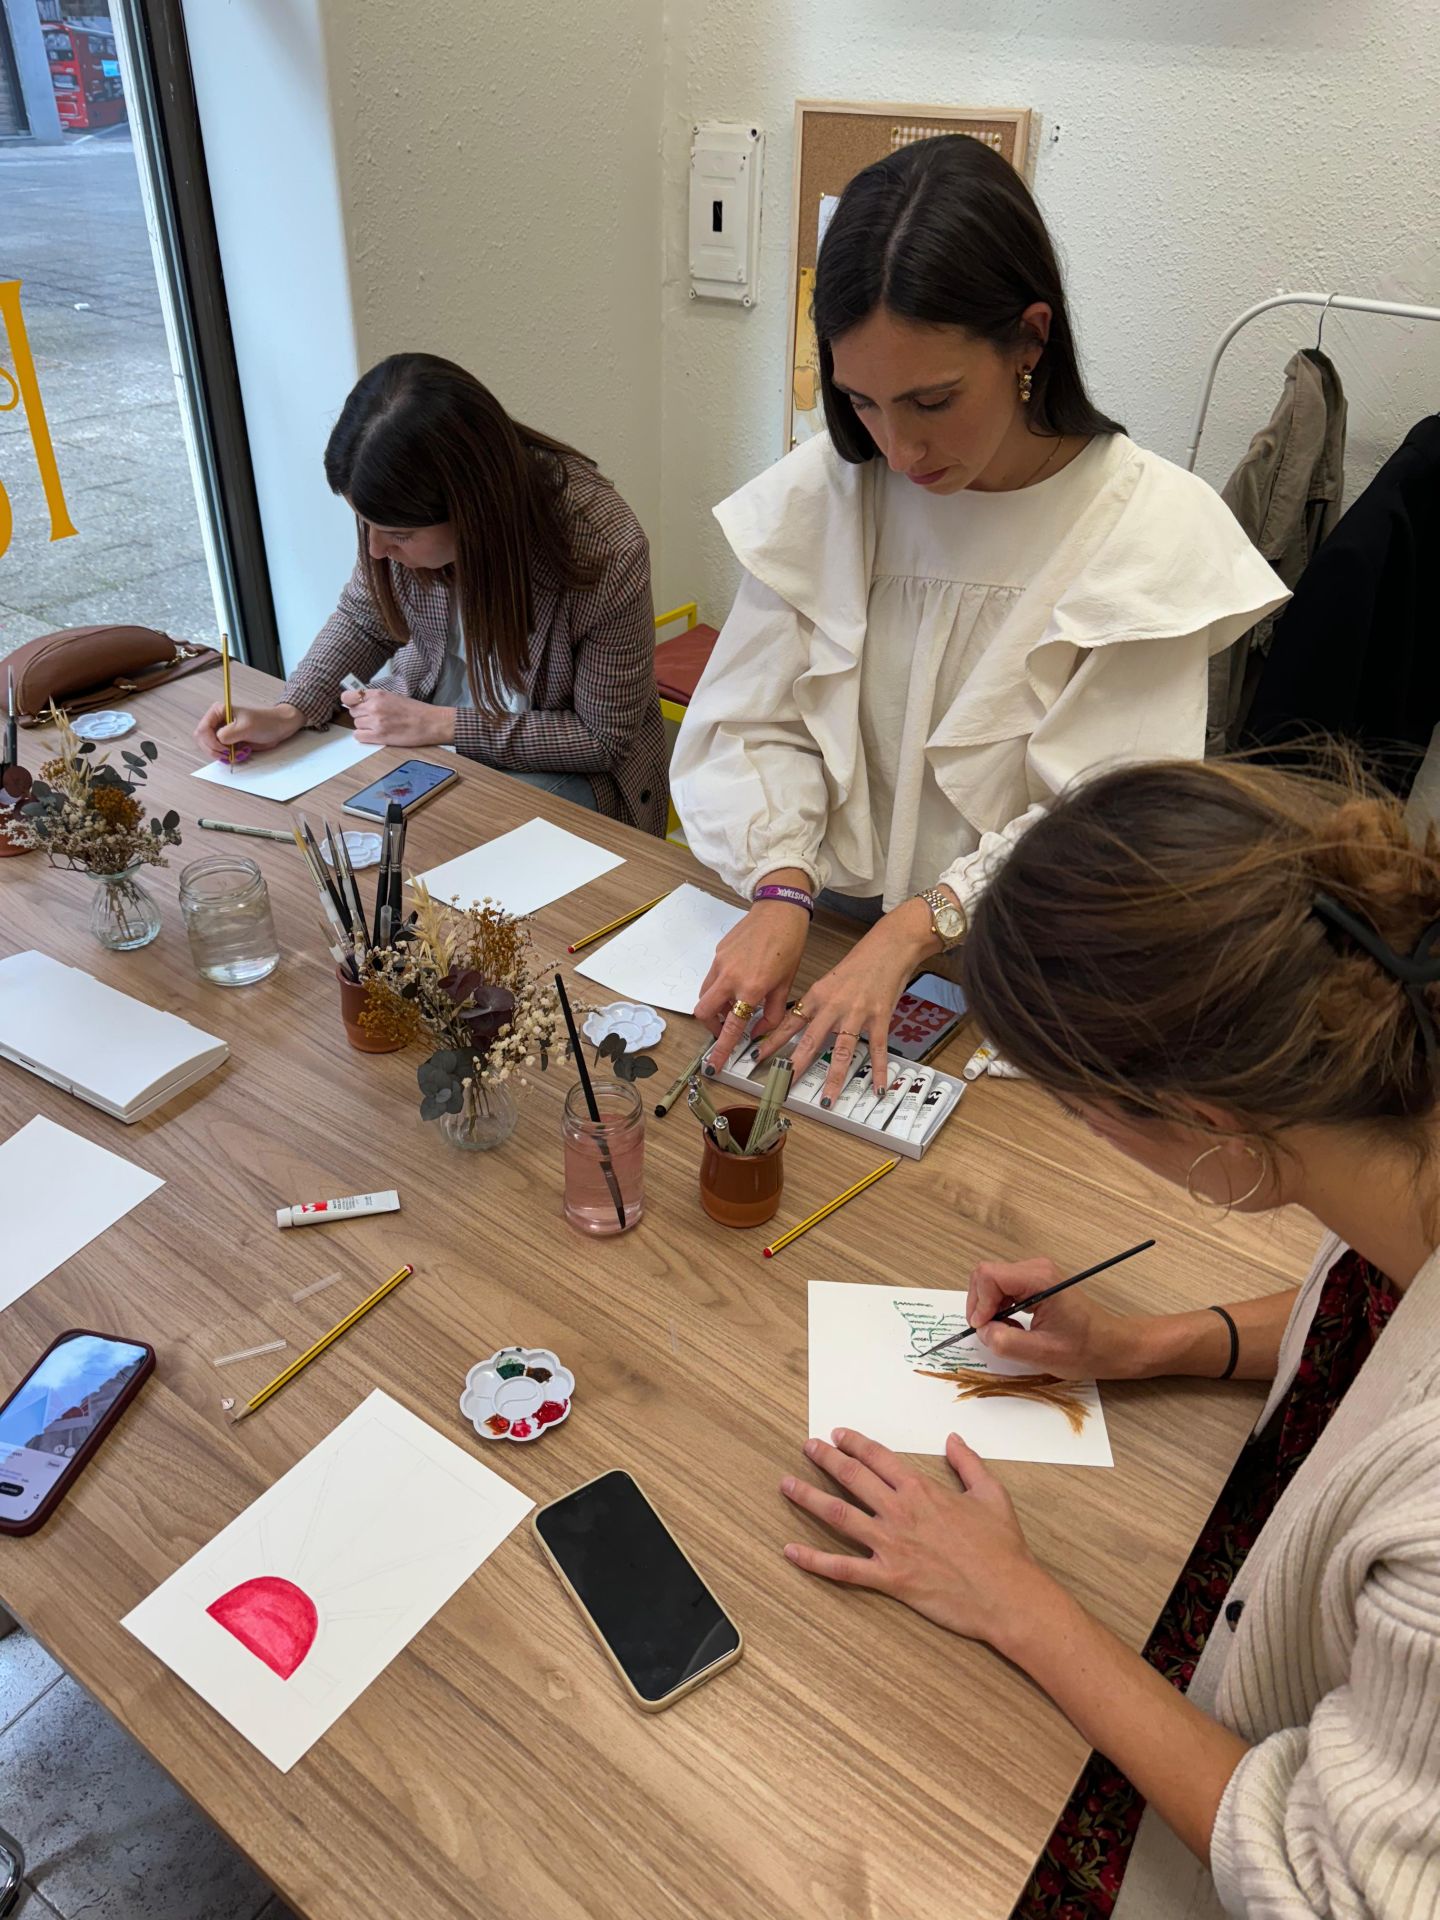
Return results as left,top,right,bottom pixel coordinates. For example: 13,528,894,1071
1185,1141,1267,1211
1018,367,1034,404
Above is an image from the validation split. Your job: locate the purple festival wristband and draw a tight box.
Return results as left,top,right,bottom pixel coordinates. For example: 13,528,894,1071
753,884,814,916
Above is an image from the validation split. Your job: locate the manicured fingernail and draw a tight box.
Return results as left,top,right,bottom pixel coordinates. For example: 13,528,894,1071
783,1544,801,1563
820,1096,831,1109
702,1063,715,1077
781,1476,796,1494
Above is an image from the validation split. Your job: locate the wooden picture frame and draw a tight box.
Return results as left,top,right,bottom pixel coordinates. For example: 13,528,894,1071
784,100,1035,453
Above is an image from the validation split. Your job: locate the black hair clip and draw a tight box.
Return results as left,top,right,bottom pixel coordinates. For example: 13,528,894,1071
1312,891,1440,1071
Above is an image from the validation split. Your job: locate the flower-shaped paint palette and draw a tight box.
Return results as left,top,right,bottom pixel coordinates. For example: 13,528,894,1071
582,1001,665,1051
460,1347,574,1443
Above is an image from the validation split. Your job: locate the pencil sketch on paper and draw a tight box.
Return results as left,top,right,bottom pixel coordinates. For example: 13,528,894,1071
893,1298,984,1373
893,1298,1093,1431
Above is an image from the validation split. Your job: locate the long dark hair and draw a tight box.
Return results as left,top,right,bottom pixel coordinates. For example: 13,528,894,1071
815,136,1123,462
324,353,602,715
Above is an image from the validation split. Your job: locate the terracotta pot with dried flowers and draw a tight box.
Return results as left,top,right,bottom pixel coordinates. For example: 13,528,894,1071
356,882,569,1150
12,705,181,950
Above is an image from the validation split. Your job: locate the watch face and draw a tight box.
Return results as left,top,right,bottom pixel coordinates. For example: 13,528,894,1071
936,906,965,940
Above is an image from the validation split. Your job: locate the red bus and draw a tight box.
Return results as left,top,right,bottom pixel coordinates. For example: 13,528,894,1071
44,23,127,132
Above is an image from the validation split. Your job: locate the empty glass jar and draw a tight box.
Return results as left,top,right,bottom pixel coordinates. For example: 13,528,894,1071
178,854,279,986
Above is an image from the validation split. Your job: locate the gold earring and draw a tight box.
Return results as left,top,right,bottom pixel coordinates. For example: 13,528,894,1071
1185,1141,1267,1211
1018,367,1034,404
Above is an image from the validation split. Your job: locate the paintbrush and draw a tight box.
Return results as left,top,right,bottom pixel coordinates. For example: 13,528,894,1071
291,824,354,975
916,1238,1157,1361
327,817,369,961
296,812,347,928
554,971,628,1229
3,668,15,773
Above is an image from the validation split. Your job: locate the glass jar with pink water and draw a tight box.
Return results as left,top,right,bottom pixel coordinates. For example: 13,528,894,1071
562,1080,645,1234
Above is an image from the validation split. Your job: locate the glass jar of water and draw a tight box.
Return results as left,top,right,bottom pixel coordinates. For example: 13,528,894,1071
178,854,280,986
562,1080,645,1234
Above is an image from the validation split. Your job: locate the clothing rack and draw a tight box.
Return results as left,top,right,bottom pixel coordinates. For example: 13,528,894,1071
1185,291,1440,471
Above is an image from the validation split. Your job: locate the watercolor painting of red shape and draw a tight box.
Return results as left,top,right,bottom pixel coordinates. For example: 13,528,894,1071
207,1575,319,1680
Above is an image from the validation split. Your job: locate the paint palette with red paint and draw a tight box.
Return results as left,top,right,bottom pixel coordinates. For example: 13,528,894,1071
460,1347,574,1444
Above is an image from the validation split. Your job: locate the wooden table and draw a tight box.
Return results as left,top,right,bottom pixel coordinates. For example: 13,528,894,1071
0,669,1319,1920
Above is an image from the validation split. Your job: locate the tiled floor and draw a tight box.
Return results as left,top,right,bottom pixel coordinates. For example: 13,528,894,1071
1,1627,296,1920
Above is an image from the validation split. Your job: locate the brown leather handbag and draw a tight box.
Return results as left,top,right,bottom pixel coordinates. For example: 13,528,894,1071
7,624,221,724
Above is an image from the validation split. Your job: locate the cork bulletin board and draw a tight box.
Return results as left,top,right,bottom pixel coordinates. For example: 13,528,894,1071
786,101,1035,451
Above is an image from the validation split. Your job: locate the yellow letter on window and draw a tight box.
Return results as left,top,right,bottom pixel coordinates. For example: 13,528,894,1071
0,278,78,560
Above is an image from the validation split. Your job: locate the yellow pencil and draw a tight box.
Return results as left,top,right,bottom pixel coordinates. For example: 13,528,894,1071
567,890,669,954
230,1264,414,1423
220,629,235,768
762,1158,899,1259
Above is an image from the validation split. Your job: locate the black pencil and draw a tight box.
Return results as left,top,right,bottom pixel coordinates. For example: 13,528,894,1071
917,1238,1157,1360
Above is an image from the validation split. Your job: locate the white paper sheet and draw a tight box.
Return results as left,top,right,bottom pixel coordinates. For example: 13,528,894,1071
574,881,745,1014
123,1390,533,1771
413,816,624,916
807,1280,1112,1467
192,730,380,804
0,1116,164,1311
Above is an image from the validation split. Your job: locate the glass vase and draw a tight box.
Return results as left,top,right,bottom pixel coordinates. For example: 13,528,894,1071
434,1079,519,1152
89,865,162,951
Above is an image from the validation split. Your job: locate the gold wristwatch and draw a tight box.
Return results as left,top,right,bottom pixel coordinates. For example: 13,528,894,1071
917,886,967,954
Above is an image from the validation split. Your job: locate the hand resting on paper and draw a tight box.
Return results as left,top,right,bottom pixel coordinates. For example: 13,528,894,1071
965,1256,1137,1381
194,700,304,763
780,1427,1053,1648
341,685,456,749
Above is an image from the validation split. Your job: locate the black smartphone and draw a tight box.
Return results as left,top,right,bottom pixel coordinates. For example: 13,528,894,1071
0,1330,155,1536
533,1469,743,1710
341,758,459,821
890,970,968,1061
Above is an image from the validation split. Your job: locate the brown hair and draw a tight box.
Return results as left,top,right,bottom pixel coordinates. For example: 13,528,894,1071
958,755,1440,1145
324,354,603,717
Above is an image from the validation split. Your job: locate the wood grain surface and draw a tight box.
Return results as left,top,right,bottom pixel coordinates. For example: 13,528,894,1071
0,668,1321,1920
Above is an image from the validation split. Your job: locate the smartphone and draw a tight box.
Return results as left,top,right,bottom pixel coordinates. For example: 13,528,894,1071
890,970,968,1061
533,1469,743,1710
0,1330,155,1536
341,758,458,821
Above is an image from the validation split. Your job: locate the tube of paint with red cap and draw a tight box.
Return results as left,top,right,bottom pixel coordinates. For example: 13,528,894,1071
276,1189,400,1229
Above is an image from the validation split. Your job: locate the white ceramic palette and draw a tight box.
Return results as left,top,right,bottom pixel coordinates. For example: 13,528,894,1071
711,1035,964,1160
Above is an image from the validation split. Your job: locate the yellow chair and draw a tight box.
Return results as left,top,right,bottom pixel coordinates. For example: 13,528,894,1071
653,600,720,840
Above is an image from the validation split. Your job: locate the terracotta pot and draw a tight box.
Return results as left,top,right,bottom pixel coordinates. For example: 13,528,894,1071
699,1105,785,1228
336,963,405,1053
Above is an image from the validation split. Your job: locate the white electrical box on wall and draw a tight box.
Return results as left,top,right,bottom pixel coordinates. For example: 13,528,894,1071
689,122,764,305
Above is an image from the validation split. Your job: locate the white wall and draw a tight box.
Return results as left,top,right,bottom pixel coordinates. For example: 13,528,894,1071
181,0,359,672
319,0,664,562
657,0,1440,622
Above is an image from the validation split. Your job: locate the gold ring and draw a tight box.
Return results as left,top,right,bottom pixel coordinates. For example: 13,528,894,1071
789,1000,807,1020
836,1028,861,1040
730,998,757,1021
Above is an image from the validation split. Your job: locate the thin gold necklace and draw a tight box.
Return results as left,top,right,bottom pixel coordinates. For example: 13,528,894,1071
1022,433,1067,488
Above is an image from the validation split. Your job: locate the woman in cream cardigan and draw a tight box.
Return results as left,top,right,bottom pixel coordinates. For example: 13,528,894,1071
782,755,1440,1918
674,136,1285,1103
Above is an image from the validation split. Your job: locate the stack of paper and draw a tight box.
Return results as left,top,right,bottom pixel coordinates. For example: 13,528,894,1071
0,951,228,1123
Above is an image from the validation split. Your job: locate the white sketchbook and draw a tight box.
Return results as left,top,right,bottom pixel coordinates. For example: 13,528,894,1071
193,730,380,804
0,1115,164,1311
123,1390,534,1772
574,881,745,1015
0,951,228,1123
807,1280,1113,1468
414,816,624,916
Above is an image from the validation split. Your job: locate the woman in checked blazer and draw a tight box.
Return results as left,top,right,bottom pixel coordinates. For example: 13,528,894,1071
196,353,668,833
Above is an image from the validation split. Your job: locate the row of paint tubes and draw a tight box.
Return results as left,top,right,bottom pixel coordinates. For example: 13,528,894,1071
733,1037,960,1145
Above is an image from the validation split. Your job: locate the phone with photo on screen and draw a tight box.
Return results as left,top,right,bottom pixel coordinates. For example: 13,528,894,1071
0,1330,155,1536
341,758,459,821
533,1469,743,1710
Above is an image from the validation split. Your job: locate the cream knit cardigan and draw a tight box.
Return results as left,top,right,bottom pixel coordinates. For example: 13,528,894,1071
1112,1239,1440,1917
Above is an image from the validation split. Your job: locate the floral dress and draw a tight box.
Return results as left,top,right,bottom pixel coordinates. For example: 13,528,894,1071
1014,1251,1396,1918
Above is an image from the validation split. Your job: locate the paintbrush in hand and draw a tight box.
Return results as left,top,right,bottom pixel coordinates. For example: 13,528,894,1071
917,1238,1157,1361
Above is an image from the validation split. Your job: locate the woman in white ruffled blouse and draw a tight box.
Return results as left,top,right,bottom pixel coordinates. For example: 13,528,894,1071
674,135,1286,1103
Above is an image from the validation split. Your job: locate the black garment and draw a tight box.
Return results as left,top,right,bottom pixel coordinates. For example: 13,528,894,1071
1246,414,1440,793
